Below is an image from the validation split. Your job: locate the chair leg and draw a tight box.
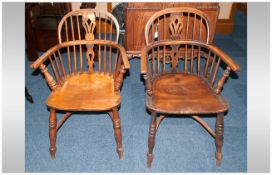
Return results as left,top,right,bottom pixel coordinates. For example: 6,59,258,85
147,111,157,168
112,107,123,160
49,109,57,159
215,112,224,166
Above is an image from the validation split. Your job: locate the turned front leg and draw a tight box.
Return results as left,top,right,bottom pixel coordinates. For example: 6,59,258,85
112,107,123,160
147,112,157,168
49,109,57,159
215,112,224,166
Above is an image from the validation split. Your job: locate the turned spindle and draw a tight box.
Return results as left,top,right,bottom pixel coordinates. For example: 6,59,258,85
215,66,231,94
114,65,126,91
215,112,224,166
112,107,123,160
39,64,57,90
49,109,57,159
147,112,157,168
143,74,153,96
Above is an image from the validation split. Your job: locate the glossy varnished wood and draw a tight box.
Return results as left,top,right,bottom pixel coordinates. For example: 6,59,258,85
30,9,129,160
141,7,240,168
47,73,120,111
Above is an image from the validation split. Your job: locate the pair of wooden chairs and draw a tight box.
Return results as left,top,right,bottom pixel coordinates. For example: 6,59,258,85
30,8,240,168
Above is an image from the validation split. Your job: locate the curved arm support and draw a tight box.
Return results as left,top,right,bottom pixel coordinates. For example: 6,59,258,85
141,40,240,74
30,40,130,70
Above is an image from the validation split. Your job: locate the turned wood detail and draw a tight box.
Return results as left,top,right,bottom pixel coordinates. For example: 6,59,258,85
30,9,129,160
215,112,224,166
147,112,157,168
143,74,153,96
215,66,231,94
39,64,57,90
141,7,240,168
114,65,126,91
112,107,123,160
49,109,57,159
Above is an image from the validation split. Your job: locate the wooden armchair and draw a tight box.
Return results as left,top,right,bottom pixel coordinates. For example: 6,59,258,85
141,7,240,167
30,9,130,160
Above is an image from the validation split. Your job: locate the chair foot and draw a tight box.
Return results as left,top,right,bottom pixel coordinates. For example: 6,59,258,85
49,147,56,159
112,107,124,160
215,152,222,166
147,153,153,168
117,147,124,160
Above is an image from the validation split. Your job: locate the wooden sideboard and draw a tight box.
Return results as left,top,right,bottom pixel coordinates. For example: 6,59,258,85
124,3,219,56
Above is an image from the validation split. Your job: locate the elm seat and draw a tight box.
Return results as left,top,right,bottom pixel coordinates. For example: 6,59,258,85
146,73,228,114
146,73,229,114
47,73,121,111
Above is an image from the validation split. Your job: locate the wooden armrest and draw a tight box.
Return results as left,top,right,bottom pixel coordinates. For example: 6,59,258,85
115,44,130,70
30,44,61,69
140,40,240,74
207,45,240,72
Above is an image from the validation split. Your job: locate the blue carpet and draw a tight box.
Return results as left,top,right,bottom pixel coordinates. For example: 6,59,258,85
25,10,247,172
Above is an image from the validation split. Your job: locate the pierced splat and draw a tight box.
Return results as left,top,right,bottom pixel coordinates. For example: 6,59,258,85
82,12,97,72
82,12,96,40
86,45,95,72
169,15,183,40
170,44,180,72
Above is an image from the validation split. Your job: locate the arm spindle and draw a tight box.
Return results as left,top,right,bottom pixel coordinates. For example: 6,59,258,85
114,65,126,91
143,74,153,96
214,66,231,94
39,64,58,91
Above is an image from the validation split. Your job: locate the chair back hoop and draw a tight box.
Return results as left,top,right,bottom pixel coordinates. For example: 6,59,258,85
144,7,211,45
58,9,120,43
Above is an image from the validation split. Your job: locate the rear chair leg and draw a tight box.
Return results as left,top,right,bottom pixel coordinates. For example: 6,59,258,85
215,112,224,166
147,112,157,168
112,107,123,160
49,109,57,159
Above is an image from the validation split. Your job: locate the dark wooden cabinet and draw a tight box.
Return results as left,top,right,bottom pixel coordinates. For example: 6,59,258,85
25,3,72,60
124,3,219,55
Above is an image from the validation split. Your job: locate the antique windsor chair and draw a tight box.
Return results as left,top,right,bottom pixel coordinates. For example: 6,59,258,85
141,7,240,167
30,9,130,160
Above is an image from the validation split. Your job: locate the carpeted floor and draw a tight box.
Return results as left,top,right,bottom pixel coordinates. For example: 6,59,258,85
25,10,247,172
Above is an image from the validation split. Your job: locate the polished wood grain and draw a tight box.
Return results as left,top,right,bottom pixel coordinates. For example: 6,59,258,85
47,73,120,111
147,73,229,114
141,7,240,168
30,9,129,160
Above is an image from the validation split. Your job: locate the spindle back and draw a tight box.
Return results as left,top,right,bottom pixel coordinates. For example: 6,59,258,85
145,7,210,45
58,9,120,43
141,40,240,92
